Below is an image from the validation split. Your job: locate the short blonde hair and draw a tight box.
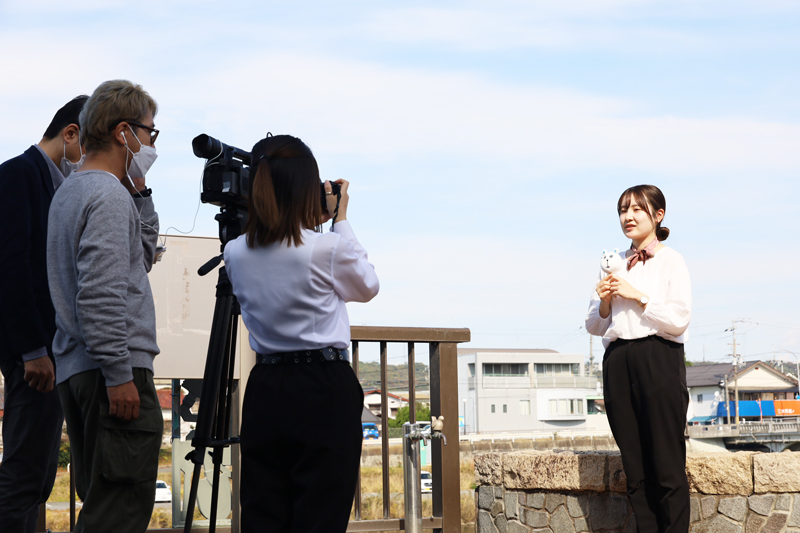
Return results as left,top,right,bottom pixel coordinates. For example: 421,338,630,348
80,80,158,151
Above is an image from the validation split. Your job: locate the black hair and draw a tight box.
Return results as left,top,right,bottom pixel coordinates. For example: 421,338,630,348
617,184,670,241
244,135,322,248
42,95,90,140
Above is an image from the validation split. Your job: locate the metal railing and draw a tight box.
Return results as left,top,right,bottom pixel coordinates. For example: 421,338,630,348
687,421,800,439
533,376,598,389
686,424,740,438
479,375,599,389
737,421,800,434
481,376,530,389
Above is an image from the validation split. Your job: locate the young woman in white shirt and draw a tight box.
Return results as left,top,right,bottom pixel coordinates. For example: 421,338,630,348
585,185,691,533
223,135,379,533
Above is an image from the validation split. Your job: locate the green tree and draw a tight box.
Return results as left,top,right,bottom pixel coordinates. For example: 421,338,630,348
388,402,431,428
58,438,71,467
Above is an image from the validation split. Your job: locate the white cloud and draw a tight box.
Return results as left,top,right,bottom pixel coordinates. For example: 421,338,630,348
361,1,800,53
197,55,800,176
1,3,798,360
3,37,800,181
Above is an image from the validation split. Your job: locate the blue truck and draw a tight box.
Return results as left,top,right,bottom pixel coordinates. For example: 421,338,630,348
362,423,379,440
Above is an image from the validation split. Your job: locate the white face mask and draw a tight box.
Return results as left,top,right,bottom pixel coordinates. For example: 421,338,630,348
60,141,85,177
123,125,158,183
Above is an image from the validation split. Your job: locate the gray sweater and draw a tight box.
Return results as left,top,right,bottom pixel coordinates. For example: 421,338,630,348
47,170,160,386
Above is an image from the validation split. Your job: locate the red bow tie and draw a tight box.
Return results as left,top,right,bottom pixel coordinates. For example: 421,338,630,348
627,239,659,270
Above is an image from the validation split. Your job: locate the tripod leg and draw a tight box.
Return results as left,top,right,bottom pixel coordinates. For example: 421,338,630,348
209,447,223,528
183,279,235,532
207,299,237,533
184,266,242,533
183,459,204,532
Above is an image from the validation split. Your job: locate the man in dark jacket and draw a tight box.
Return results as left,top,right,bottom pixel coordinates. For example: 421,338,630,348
0,95,88,532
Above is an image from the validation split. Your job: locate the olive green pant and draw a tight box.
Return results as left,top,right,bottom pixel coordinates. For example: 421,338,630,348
58,368,163,533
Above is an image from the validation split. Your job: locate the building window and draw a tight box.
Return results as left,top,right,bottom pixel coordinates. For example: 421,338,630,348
491,404,496,414
696,394,703,404
548,398,584,416
520,400,531,415
468,363,475,377
587,399,605,414
503,404,508,413
535,363,579,376
483,363,529,376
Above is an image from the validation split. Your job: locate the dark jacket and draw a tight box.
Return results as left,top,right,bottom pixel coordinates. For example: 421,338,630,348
0,146,57,365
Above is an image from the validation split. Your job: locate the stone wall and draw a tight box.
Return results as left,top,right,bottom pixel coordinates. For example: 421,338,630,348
474,450,800,533
360,436,618,467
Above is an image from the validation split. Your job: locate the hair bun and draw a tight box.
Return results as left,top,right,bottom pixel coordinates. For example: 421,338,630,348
657,226,670,241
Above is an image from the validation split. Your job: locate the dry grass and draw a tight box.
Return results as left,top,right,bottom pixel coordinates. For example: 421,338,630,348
349,493,475,525
158,448,172,466
46,508,174,531
48,471,71,502
353,461,476,525
44,458,478,527
357,462,475,495
48,471,176,504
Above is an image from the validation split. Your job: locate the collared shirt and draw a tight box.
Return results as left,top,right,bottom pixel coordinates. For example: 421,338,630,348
21,146,66,363
34,144,65,192
585,246,692,349
223,220,380,355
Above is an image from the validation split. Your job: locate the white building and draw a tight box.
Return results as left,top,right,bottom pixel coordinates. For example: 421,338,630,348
363,389,409,420
457,348,609,434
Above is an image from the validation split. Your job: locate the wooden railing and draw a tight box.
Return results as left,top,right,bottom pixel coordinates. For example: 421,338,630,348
347,326,470,533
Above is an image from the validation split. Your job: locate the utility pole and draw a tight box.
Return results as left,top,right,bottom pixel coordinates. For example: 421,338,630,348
588,335,594,378
726,320,745,425
724,378,731,424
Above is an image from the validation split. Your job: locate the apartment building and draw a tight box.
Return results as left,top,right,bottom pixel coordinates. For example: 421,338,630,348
457,348,609,434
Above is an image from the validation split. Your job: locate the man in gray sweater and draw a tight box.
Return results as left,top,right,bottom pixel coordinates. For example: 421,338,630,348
47,80,163,532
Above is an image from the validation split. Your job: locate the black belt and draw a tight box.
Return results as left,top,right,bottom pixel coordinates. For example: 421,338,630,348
256,346,349,365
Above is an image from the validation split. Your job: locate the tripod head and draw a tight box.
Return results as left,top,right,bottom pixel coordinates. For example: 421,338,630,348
197,206,247,276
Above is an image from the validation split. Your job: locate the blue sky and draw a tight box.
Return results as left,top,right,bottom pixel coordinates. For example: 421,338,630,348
1,0,798,368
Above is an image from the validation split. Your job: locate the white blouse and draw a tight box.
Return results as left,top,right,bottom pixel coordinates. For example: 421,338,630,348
223,220,379,355
585,246,691,349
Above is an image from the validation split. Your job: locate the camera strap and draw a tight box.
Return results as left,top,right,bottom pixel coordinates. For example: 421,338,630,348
331,191,341,230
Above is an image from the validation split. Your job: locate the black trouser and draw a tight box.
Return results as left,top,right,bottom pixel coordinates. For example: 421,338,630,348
0,359,63,533
603,336,690,533
58,368,163,533
240,361,364,533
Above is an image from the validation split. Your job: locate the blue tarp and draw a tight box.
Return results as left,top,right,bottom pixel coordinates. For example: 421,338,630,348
716,401,775,417
689,416,716,423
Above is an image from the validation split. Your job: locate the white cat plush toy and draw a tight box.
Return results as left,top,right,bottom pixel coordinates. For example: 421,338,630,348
600,249,625,275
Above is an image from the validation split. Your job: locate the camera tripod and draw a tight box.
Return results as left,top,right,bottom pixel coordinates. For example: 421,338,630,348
183,208,245,533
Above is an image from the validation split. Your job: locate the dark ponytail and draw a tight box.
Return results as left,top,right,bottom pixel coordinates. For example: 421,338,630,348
617,184,670,242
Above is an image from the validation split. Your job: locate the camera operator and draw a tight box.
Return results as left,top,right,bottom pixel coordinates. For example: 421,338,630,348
46,80,162,532
223,135,379,533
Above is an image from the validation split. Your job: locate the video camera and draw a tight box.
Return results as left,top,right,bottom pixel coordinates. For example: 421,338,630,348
193,134,251,211
192,133,341,215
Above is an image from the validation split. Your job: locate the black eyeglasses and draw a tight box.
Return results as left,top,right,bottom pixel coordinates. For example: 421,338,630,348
128,120,159,145
113,119,160,145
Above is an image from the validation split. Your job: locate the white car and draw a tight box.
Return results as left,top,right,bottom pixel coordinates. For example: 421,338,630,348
155,480,172,503
421,471,433,493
